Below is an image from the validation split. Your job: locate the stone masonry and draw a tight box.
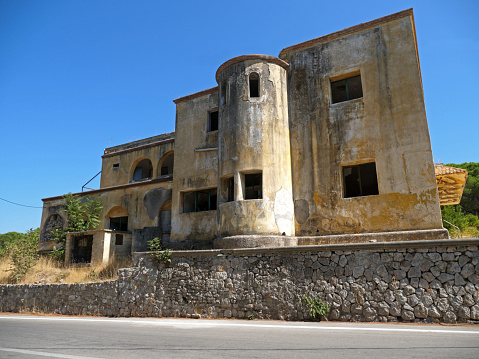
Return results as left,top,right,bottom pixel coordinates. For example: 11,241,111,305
1,239,478,323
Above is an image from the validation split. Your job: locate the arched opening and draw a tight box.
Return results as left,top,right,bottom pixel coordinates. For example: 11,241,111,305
249,72,260,98
158,152,174,177
159,200,172,233
131,158,153,182
107,206,128,231
42,213,64,241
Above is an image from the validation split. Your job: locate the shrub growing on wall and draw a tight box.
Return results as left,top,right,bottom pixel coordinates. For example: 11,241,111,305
52,193,103,260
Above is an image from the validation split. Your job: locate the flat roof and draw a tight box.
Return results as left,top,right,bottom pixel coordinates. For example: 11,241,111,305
173,86,218,105
279,8,414,57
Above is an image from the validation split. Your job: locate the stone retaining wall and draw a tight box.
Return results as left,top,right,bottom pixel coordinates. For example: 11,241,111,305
1,239,478,323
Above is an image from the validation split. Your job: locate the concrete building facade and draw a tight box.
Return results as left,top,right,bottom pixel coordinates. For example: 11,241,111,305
39,9,447,263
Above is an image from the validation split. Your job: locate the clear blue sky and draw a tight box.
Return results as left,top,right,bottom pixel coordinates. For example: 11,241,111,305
0,0,478,234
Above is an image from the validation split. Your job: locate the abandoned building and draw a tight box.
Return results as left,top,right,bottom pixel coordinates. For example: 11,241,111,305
39,8,452,264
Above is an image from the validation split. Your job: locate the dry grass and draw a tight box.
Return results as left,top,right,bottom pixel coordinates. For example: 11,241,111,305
0,255,132,285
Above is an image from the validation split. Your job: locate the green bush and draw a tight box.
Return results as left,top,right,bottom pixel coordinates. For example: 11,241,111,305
147,237,171,264
0,231,23,259
441,205,479,237
9,228,39,283
303,295,331,321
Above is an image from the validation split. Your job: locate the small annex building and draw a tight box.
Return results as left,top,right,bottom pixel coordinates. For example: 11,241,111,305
39,9,450,264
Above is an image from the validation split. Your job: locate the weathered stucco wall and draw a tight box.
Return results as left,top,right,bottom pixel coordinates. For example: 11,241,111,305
2,239,478,324
171,89,219,243
40,180,172,252
100,136,174,188
280,14,443,236
216,57,294,239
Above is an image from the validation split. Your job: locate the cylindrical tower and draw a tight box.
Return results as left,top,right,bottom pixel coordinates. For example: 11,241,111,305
214,55,295,248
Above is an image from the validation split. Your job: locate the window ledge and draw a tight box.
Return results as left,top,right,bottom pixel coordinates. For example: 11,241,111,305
195,147,218,152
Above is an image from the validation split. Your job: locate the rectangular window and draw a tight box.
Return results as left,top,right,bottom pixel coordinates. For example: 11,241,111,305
208,110,219,132
109,216,128,231
331,74,363,104
183,188,217,213
115,234,123,245
244,173,262,200
343,162,379,198
112,163,120,169
227,177,234,202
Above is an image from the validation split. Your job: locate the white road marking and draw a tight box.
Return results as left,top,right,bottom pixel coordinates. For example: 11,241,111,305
0,347,103,359
1,315,478,335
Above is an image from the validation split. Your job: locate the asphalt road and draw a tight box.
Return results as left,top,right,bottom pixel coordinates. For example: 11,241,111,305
0,314,478,359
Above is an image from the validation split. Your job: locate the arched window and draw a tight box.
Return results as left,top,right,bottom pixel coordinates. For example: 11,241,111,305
249,72,260,98
131,158,153,181
159,200,172,232
158,152,174,177
107,206,128,231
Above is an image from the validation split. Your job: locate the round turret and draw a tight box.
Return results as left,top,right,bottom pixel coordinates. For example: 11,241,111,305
214,55,295,247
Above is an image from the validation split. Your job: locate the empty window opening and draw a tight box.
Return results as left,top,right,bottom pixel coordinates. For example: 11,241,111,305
208,110,219,132
109,216,128,231
343,162,379,198
133,159,153,181
227,177,234,202
220,82,227,107
244,173,262,200
112,163,120,169
160,153,174,176
183,188,217,213
331,74,363,104
71,235,93,263
115,234,124,246
249,72,260,98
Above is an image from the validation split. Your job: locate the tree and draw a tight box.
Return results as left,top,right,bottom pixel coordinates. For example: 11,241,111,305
9,228,40,283
0,231,24,259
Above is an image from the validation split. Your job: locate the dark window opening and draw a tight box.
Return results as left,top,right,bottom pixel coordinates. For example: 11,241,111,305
249,73,260,98
208,110,219,132
244,173,262,200
183,188,217,213
227,177,234,202
343,162,379,198
109,216,128,231
160,153,174,176
71,235,93,263
115,233,124,245
331,74,363,104
220,82,227,107
133,159,153,181
112,163,120,169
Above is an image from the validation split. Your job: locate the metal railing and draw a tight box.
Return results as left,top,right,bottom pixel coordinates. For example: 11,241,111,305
82,171,102,192
442,219,461,239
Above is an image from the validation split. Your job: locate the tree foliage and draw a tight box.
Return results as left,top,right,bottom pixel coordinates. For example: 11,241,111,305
9,228,40,283
52,193,103,259
441,162,479,237
0,231,24,259
445,162,479,216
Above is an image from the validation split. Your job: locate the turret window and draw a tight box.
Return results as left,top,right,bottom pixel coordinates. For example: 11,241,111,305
249,72,260,98
244,172,262,199
220,82,227,107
